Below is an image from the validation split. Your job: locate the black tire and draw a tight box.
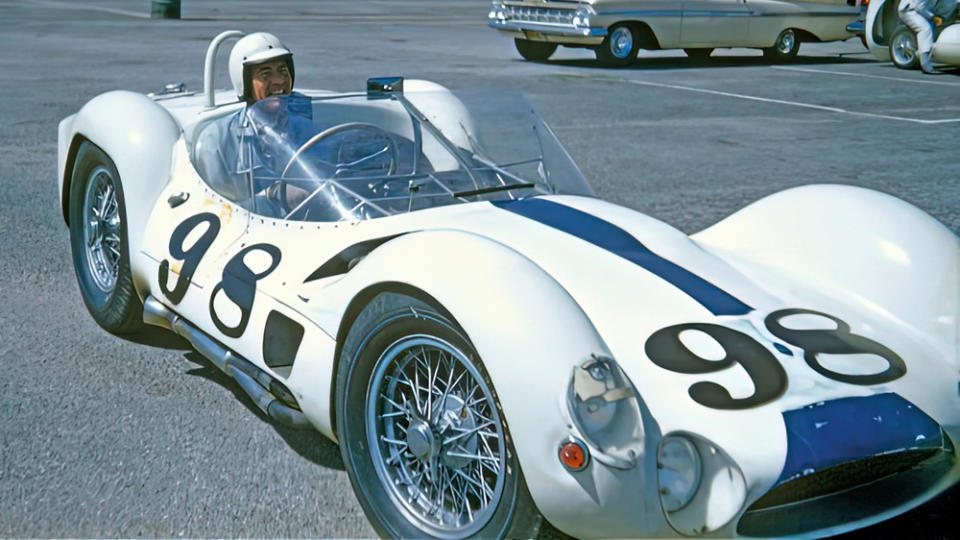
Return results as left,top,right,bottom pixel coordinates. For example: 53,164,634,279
336,292,541,539
68,141,143,334
514,38,558,62
684,47,714,61
889,26,920,69
595,23,641,67
763,28,801,62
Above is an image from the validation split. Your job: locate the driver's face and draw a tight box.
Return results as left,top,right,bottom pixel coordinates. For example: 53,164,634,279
250,59,292,102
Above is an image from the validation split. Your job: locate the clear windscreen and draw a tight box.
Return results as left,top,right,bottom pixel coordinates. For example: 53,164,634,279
190,87,593,222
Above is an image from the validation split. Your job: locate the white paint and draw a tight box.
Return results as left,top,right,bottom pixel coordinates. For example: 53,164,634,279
679,329,726,361
772,65,960,87
605,76,960,124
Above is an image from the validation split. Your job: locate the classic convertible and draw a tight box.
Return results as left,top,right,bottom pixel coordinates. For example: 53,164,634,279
488,0,863,65
58,31,960,538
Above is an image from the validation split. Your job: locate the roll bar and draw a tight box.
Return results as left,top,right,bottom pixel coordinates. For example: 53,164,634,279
203,30,244,109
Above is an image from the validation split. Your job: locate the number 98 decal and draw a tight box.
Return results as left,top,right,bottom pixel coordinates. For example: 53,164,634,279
645,308,906,410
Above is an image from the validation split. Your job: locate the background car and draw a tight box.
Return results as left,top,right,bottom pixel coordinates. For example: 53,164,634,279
58,31,960,539
488,0,862,65
865,0,960,68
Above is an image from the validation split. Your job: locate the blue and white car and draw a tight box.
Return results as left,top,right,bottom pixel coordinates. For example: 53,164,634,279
57,31,960,538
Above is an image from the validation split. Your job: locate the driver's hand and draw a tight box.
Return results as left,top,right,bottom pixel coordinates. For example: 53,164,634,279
934,15,943,25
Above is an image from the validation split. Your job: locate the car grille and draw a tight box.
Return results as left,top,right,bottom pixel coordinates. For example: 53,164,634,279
737,446,956,537
503,5,576,25
750,449,937,510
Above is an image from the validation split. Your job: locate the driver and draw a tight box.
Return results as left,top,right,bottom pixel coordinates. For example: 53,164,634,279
195,32,318,215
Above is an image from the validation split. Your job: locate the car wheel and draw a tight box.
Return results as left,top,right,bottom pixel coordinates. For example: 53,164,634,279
336,292,541,539
889,26,920,69
514,38,558,62
596,23,640,67
68,141,143,334
684,48,714,62
763,28,800,62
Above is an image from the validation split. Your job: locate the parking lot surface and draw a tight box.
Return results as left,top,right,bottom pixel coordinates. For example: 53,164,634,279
1,0,957,537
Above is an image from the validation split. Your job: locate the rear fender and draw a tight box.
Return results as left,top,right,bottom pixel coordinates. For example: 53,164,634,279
61,91,182,273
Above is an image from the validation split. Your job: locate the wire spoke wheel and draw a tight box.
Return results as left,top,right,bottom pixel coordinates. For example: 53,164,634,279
365,334,507,538
82,165,121,293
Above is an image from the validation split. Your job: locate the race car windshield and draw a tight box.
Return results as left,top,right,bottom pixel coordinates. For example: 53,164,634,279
190,88,593,222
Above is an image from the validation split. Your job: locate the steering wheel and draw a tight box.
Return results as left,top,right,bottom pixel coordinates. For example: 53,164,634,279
280,122,399,179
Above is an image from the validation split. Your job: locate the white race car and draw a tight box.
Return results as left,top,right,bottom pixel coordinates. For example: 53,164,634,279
58,32,960,538
865,0,960,68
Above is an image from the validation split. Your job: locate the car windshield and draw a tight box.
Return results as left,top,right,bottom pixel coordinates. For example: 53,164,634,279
190,86,593,222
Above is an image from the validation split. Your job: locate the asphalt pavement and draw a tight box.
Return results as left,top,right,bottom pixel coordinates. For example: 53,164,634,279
1,0,958,537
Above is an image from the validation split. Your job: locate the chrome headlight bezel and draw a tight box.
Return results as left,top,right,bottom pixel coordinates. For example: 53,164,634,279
565,355,643,470
658,434,702,512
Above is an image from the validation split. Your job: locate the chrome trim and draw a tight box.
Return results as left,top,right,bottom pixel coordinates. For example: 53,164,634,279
489,19,607,37
142,296,312,429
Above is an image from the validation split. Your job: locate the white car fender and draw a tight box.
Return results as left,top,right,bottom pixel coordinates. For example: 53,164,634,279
693,184,960,371
61,90,182,271
303,229,668,535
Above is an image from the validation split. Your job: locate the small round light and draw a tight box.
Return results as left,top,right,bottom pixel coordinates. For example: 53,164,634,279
558,439,589,471
658,435,701,512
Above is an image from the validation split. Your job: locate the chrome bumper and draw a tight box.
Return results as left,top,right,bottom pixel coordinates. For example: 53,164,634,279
489,19,607,38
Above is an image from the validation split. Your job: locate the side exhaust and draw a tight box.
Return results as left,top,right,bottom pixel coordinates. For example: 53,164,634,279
143,296,312,429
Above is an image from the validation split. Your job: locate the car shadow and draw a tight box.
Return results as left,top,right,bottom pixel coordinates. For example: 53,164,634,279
182,350,345,471
541,54,876,71
122,325,193,350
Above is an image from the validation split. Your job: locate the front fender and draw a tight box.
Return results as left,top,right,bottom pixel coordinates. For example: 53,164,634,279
62,91,182,272
302,229,661,536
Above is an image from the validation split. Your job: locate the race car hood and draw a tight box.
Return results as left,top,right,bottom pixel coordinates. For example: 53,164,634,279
434,194,960,494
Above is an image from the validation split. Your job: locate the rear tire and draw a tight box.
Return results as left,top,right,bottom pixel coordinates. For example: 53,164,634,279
763,28,801,62
68,141,143,334
595,23,641,67
336,292,541,539
514,38,558,62
889,26,920,69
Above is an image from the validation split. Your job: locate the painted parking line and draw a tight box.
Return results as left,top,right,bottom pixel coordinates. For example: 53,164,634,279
772,65,960,87
29,0,150,19
584,75,960,124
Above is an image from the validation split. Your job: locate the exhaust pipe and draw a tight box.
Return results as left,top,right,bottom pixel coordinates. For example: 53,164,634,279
143,296,312,429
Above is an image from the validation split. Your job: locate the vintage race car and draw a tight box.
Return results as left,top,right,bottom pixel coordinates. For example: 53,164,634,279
488,0,863,65
865,0,960,69
58,32,960,538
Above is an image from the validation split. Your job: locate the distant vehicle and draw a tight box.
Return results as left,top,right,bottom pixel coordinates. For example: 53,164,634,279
488,0,862,65
865,0,960,68
59,31,960,540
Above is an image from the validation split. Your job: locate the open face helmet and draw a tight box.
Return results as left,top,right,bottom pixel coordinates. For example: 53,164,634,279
228,32,295,102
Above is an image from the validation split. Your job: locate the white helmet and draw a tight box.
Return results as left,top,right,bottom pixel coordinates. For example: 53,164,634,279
228,32,294,101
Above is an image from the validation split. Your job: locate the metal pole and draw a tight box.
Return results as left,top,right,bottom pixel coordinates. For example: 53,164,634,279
151,0,181,19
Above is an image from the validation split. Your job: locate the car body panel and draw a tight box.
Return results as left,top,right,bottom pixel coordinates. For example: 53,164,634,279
489,0,859,51
59,80,960,538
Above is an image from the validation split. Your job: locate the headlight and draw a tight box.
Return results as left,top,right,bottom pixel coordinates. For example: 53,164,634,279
658,435,702,512
572,6,594,27
566,355,643,469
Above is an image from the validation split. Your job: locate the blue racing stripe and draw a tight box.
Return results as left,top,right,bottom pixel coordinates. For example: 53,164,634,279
492,198,752,316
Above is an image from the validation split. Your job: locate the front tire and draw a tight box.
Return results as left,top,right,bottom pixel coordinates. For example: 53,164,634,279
68,141,143,334
514,38,558,62
763,28,801,62
336,293,540,539
596,23,641,67
889,26,920,69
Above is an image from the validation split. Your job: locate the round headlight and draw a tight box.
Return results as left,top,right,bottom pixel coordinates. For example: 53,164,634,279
658,435,702,512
